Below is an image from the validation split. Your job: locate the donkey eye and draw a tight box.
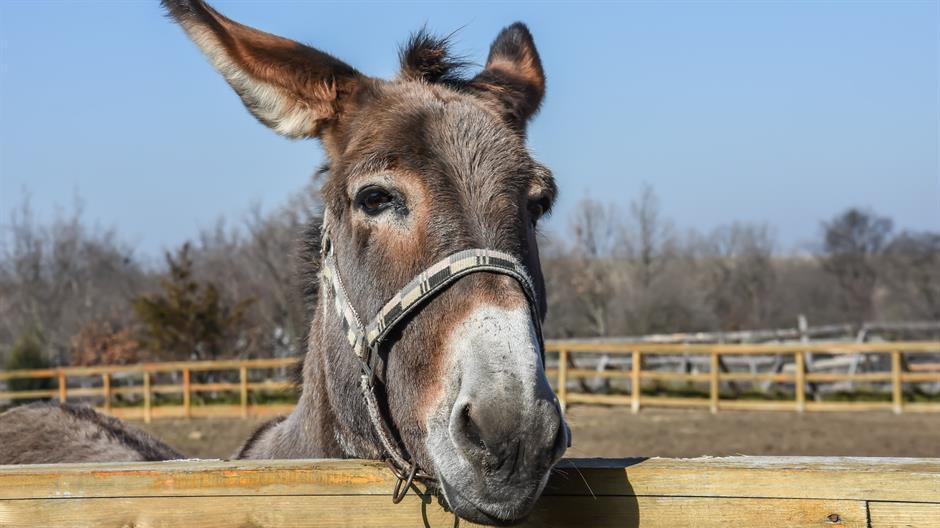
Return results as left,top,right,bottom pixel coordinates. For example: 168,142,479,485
527,199,548,224
356,186,395,215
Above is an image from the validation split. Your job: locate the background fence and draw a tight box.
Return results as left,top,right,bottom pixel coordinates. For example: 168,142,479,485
547,341,940,413
1,341,939,420
0,358,296,422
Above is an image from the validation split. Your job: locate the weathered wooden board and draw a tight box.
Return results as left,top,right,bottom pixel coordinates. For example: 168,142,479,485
0,459,398,500
2,457,938,502
525,497,868,528
869,502,940,528
0,457,937,527
0,496,870,528
547,457,940,502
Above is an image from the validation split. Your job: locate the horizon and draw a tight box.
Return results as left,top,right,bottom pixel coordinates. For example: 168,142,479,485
1,1,937,258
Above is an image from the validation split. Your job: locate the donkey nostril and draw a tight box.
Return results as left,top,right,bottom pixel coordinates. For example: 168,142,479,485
463,405,486,451
459,403,486,452
553,419,570,454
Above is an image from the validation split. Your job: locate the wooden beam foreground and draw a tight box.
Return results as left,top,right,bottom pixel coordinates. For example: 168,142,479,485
0,457,938,527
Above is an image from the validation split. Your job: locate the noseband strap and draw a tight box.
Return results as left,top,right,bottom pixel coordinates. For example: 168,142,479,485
320,237,544,500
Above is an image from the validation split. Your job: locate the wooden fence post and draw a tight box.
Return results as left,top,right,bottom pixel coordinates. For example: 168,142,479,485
143,370,152,424
557,349,568,412
102,373,111,414
631,349,641,414
709,351,719,414
240,366,249,418
57,370,67,403
891,350,903,414
795,350,806,413
183,368,191,419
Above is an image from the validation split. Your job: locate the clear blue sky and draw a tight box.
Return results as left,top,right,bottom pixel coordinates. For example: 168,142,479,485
1,1,937,256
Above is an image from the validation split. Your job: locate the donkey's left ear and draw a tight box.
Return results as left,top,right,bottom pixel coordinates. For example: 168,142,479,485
469,23,545,131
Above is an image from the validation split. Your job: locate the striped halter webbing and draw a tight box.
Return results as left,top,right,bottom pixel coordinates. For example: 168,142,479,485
320,235,544,502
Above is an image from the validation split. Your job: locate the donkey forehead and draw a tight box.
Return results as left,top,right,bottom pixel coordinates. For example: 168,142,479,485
340,82,547,193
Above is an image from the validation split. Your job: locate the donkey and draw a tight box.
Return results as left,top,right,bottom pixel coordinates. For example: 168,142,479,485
0,0,568,523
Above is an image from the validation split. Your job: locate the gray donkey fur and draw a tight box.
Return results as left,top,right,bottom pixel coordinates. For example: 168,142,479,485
0,403,183,464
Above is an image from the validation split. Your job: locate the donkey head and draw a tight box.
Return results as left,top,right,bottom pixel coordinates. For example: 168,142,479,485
164,1,567,523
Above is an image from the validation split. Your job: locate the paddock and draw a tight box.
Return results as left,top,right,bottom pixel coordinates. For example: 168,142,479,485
2,341,939,422
3,343,938,526
0,457,937,527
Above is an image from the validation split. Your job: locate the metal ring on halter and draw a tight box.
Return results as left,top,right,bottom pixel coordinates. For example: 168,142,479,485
387,459,419,504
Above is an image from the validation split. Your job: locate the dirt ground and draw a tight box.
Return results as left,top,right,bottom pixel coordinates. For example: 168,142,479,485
138,406,940,459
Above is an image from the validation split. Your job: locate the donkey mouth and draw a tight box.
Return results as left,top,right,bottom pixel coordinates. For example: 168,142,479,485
428,401,567,525
438,474,547,526
424,304,568,524
432,421,567,525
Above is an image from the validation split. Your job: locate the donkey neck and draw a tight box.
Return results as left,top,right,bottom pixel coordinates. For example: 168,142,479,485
251,301,385,460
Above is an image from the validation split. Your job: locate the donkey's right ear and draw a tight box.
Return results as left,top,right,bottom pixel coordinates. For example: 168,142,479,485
162,0,364,139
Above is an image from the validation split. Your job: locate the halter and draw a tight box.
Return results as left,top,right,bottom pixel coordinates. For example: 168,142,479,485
320,234,544,503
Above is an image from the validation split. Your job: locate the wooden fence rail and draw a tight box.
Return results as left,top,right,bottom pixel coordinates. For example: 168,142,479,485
1,341,939,419
0,357,297,423
0,457,937,527
546,341,940,413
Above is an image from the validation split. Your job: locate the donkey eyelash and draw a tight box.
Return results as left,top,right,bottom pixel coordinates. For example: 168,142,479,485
355,185,406,216
527,197,552,224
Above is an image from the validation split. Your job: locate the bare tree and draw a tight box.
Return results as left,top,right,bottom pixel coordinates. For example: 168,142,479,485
539,231,582,338
621,184,686,334
566,196,627,336
628,183,673,290
881,231,940,320
819,208,893,323
770,255,845,327
0,196,145,365
701,223,777,330
191,179,321,357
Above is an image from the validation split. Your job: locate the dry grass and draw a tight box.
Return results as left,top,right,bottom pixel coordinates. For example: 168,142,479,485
137,406,940,459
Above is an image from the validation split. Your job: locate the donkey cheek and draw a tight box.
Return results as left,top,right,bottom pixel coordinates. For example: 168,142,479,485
418,351,457,436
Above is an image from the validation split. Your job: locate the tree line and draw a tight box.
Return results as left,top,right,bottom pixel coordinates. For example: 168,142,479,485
1,182,937,370
543,184,938,338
